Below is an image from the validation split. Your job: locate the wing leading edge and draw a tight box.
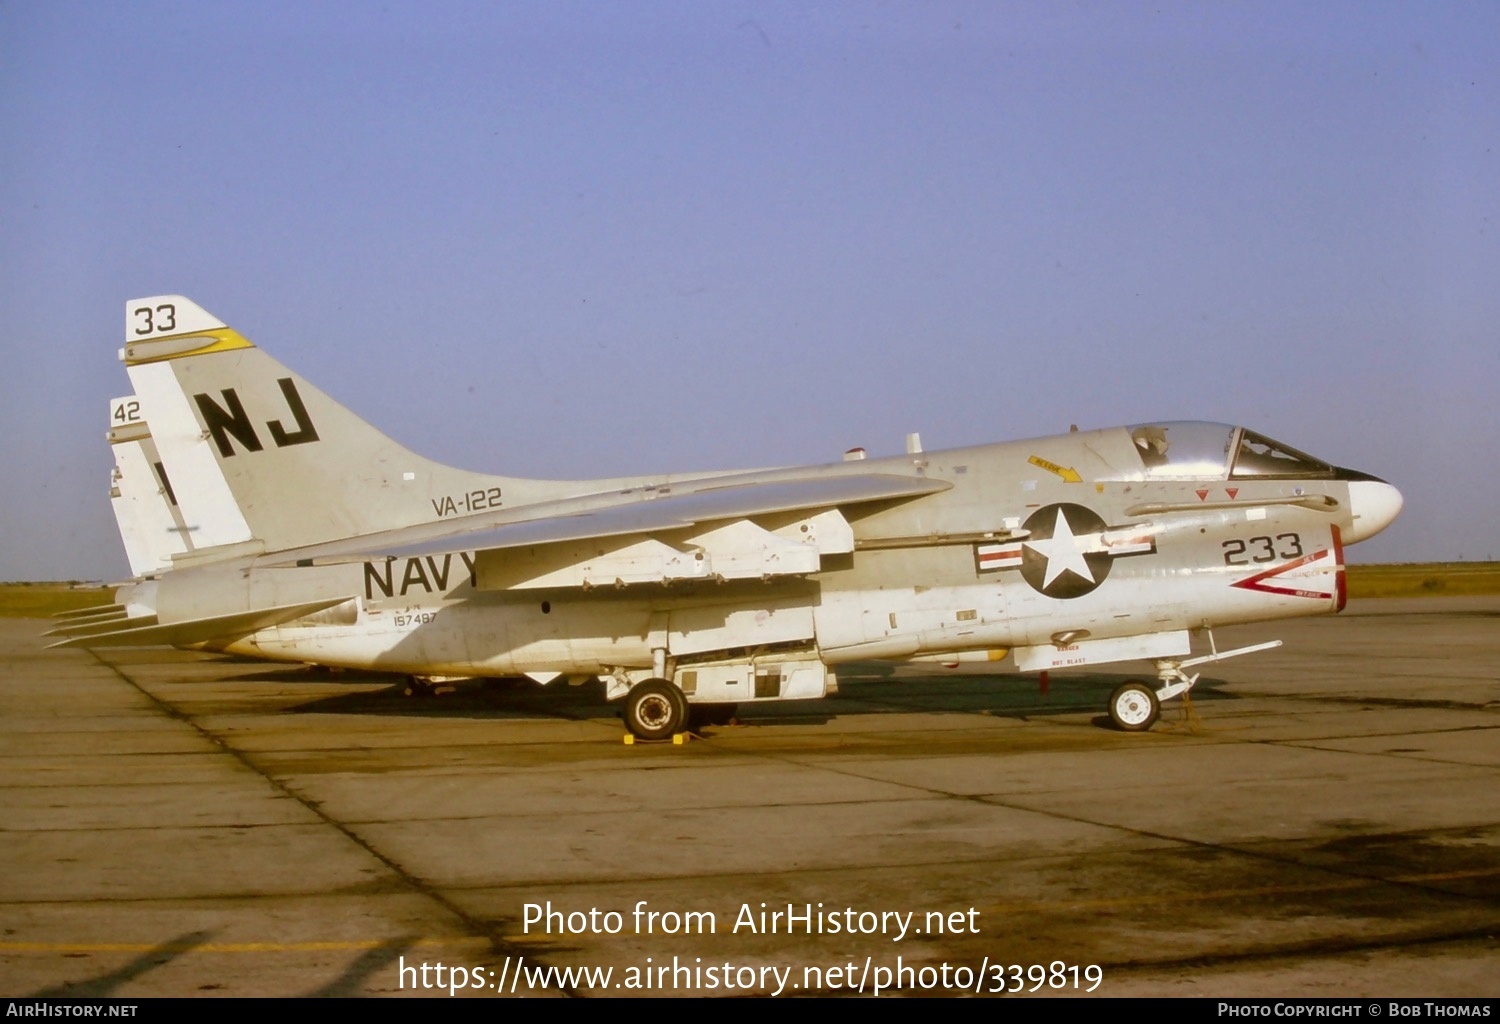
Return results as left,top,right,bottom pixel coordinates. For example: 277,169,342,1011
273,472,952,567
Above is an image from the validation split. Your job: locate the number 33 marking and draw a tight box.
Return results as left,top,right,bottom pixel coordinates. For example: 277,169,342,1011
132,303,177,336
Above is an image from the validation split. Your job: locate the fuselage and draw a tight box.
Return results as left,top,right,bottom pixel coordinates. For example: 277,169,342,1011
147,420,1400,692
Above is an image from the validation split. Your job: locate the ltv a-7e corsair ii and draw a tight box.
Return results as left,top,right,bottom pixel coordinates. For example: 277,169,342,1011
53,296,1403,738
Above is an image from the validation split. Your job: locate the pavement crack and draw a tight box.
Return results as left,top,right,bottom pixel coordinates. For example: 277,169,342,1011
86,650,575,996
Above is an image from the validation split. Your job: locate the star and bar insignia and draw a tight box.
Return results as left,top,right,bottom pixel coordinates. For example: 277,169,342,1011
976,503,1156,599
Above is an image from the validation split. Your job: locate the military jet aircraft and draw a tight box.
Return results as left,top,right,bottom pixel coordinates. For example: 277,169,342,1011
106,395,197,576
42,399,198,646
51,296,1403,739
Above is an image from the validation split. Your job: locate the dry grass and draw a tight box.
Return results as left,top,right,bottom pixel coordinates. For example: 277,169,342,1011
1345,562,1500,599
0,583,118,618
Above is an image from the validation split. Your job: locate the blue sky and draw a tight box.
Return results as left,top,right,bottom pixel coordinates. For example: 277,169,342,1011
3,1,1496,578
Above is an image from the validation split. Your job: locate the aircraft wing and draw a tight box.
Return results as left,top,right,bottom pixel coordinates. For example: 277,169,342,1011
273,472,950,567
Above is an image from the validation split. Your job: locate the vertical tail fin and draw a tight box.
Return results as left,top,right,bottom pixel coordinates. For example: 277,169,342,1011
121,296,572,560
107,395,197,576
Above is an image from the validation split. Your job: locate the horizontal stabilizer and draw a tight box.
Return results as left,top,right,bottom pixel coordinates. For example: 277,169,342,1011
51,603,126,620
282,473,950,566
48,597,352,649
44,614,159,639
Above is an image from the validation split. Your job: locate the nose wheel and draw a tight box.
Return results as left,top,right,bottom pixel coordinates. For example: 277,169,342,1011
1105,636,1286,731
1108,681,1160,731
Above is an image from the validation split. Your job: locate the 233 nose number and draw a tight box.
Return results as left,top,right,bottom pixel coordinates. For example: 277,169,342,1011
1222,533,1303,566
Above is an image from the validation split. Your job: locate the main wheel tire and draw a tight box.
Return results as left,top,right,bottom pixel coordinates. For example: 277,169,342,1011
688,702,739,729
624,680,688,741
1108,681,1160,732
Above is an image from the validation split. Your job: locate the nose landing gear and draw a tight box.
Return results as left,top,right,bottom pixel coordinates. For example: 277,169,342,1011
1108,681,1159,731
1106,636,1284,731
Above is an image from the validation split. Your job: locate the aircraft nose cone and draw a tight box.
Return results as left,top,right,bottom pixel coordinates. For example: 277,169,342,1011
1345,479,1403,543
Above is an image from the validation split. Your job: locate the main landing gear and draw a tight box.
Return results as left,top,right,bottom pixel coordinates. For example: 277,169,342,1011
619,680,739,741
623,679,689,741
402,674,468,698
1105,637,1286,732
403,675,438,698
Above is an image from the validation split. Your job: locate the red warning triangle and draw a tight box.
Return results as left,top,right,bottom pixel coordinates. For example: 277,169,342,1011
1230,545,1338,600
1226,487,1239,499
1196,489,1209,501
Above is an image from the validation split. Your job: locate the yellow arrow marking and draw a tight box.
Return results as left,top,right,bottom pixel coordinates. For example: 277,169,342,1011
1028,455,1082,483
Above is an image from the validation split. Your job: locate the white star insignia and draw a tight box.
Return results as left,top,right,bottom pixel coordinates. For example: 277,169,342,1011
1026,506,1096,588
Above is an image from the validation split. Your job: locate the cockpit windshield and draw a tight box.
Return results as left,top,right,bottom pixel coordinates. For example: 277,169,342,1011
1128,422,1236,479
1229,429,1334,479
1127,422,1336,480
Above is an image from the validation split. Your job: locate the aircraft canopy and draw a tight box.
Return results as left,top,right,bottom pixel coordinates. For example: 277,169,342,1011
1127,422,1334,481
